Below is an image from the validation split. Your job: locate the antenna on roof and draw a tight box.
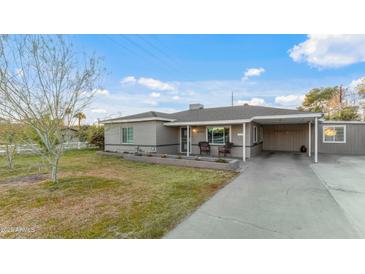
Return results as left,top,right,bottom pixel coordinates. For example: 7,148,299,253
231,91,234,107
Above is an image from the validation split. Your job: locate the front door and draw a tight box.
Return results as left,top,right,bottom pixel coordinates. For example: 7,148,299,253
180,127,191,153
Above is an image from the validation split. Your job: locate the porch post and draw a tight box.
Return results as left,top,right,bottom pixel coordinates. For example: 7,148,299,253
308,121,311,157
187,125,190,157
242,123,246,162
314,117,318,163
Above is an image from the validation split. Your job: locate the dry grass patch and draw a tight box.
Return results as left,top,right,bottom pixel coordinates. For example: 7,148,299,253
0,150,237,238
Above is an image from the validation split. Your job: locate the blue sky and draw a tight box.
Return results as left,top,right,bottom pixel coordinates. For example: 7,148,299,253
70,35,365,123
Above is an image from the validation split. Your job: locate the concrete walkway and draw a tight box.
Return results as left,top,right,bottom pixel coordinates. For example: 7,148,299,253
165,152,359,238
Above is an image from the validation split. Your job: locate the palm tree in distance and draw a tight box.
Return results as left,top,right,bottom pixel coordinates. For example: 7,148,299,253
74,112,86,128
65,107,72,126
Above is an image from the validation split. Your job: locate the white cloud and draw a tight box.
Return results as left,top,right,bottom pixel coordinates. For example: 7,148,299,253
121,76,137,84
237,98,265,106
242,68,265,81
90,108,107,113
349,76,365,89
172,95,181,100
94,88,110,96
120,76,176,91
137,77,175,91
275,94,305,106
150,92,161,98
289,34,365,68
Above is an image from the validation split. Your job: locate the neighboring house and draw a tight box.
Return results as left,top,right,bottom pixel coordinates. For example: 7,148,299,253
61,127,80,142
101,104,365,162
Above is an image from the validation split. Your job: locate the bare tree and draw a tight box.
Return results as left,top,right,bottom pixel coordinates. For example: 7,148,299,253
0,35,102,182
0,120,23,169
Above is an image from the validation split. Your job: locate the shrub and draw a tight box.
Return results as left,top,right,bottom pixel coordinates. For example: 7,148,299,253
215,158,228,163
86,125,104,149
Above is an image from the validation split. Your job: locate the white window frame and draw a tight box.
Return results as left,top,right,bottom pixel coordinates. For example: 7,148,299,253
206,126,231,145
253,125,258,143
322,125,346,144
122,127,134,144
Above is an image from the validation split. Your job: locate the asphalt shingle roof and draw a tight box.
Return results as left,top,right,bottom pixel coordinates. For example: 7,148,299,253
102,105,316,123
102,111,174,122
170,104,310,122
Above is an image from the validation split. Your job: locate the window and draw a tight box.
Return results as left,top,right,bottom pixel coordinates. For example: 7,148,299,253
207,127,230,144
253,126,258,143
323,125,346,143
122,127,134,144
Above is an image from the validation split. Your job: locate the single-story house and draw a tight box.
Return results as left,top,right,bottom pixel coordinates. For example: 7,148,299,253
101,104,365,162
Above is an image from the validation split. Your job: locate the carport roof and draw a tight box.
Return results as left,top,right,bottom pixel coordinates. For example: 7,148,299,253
101,104,322,124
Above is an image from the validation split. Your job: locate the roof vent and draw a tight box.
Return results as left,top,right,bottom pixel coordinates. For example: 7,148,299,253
189,103,204,110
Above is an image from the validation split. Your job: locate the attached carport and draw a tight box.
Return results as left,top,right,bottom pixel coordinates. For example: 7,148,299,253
252,113,322,162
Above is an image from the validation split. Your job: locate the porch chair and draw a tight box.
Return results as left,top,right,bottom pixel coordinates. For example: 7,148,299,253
198,141,211,155
218,142,234,157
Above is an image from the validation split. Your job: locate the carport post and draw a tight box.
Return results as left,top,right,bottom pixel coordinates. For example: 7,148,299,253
308,121,311,157
242,123,246,162
314,117,318,163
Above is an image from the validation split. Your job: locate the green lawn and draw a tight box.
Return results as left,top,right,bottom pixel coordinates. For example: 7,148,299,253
0,149,236,238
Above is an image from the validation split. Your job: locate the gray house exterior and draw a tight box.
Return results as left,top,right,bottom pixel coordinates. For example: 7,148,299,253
102,104,365,162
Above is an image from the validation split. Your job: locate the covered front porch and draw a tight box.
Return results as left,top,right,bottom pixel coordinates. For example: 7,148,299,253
170,115,321,163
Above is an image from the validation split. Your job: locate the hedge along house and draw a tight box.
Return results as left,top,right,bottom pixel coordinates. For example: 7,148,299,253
101,104,365,163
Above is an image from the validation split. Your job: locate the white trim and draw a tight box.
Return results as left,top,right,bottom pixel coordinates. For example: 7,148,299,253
322,125,346,144
320,120,365,124
308,121,311,157
242,123,246,162
229,125,232,142
102,117,175,124
121,127,134,144
315,117,318,163
205,126,231,145
164,113,323,126
179,126,192,153
252,113,322,120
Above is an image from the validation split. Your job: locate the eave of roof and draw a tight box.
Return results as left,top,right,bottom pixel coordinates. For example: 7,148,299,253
164,113,323,126
102,117,175,124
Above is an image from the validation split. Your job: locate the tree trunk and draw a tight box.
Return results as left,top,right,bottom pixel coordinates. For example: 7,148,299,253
50,152,62,183
6,144,15,170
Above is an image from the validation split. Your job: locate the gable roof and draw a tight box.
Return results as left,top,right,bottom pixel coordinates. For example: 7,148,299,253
101,105,322,124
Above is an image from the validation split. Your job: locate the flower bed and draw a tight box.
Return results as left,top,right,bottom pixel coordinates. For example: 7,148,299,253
98,151,241,171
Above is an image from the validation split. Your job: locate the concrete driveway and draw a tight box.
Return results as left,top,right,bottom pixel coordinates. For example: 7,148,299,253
311,154,365,238
165,152,361,239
